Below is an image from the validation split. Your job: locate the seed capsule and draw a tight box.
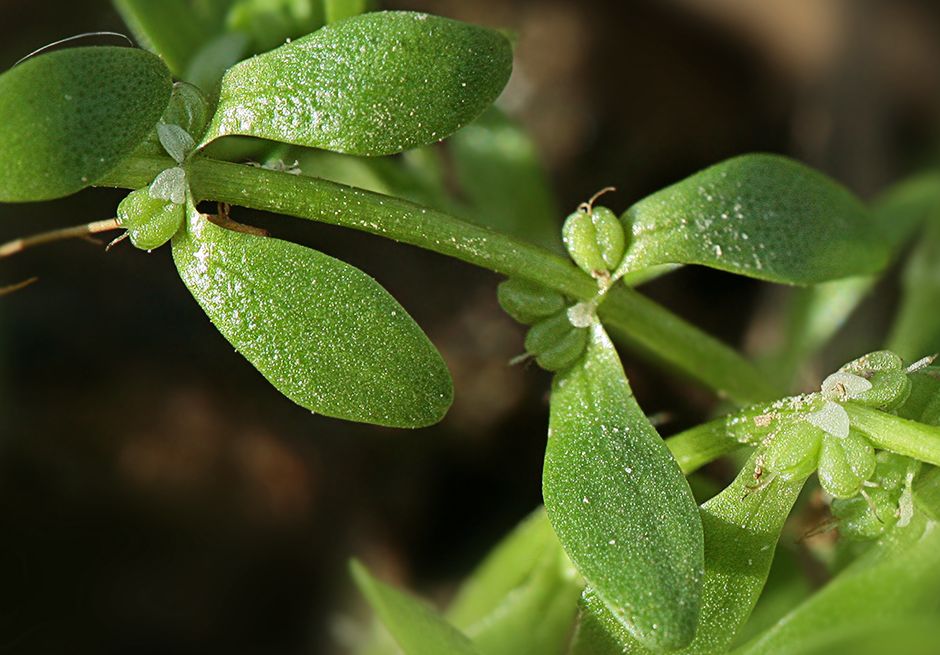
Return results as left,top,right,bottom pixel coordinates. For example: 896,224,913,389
841,350,904,377
562,204,626,281
832,453,920,540
497,278,567,325
534,327,590,372
524,311,589,372
764,422,822,482
162,81,210,140
851,369,912,410
818,434,868,499
117,187,184,251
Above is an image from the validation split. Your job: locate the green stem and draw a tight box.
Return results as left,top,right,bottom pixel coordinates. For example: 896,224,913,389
97,155,779,404
845,403,940,466
666,419,744,475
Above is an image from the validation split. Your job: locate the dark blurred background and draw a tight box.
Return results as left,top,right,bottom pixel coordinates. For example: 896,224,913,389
1,0,939,653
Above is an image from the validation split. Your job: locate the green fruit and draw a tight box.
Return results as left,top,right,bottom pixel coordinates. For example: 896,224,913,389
562,205,626,279
535,327,589,372
117,187,185,251
851,370,912,410
819,435,865,499
841,430,877,481
524,311,588,372
832,489,898,541
497,278,567,325
841,350,904,377
764,422,822,482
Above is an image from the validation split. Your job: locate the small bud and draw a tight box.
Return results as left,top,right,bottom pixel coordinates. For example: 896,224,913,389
497,278,566,325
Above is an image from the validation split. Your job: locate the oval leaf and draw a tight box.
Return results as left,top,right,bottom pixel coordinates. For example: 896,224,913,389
172,202,453,428
202,11,513,155
543,322,704,651
614,154,887,285
571,454,806,655
0,46,172,202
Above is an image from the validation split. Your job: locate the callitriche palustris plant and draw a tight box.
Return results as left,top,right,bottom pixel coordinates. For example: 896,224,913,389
3,2,940,654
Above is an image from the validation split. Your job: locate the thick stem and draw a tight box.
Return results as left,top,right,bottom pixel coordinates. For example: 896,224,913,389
96,154,779,404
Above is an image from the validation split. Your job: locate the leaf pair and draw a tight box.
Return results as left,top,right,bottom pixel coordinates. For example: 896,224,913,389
1,10,513,199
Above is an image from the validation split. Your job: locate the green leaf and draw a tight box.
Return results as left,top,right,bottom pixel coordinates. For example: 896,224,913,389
465,542,582,655
350,561,483,655
614,154,886,285
570,453,805,655
171,200,453,427
445,509,583,655
543,322,704,651
449,108,561,251
766,173,940,381
324,0,374,24
184,32,250,94
113,0,207,75
732,470,940,655
888,217,940,360
202,11,513,155
226,0,326,53
446,509,557,628
763,173,940,382
0,47,172,202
